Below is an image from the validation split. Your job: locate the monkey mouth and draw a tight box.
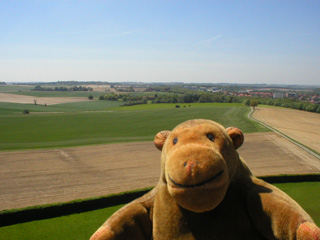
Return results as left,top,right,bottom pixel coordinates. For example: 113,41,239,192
169,170,224,188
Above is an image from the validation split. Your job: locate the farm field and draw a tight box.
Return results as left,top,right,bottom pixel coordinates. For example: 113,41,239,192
0,90,105,98
1,132,319,211
0,85,172,98
0,93,319,214
0,85,34,92
253,107,320,154
0,182,319,240
0,93,91,105
0,103,266,150
0,100,122,115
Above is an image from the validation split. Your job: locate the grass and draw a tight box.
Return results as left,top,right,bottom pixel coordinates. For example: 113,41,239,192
0,182,318,240
273,182,320,224
0,85,34,92
0,101,122,115
0,205,124,240
0,104,268,150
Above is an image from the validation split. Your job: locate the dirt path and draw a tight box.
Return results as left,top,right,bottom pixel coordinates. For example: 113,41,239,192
0,93,90,105
1,132,319,211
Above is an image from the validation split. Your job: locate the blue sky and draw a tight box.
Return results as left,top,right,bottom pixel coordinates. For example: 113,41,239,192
0,1,319,85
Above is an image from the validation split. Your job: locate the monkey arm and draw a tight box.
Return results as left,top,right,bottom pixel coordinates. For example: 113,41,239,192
90,188,156,240
247,178,320,240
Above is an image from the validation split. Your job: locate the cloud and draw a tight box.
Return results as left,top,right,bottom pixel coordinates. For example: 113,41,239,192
196,34,223,47
118,31,135,37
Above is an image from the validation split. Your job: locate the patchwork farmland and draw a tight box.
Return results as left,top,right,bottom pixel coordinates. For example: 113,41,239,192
1,131,319,211
0,89,319,211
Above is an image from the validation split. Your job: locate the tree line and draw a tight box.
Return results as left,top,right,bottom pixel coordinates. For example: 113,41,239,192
99,92,243,106
99,92,320,113
33,85,93,92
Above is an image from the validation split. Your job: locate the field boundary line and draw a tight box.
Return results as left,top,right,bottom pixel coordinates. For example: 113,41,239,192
248,107,320,161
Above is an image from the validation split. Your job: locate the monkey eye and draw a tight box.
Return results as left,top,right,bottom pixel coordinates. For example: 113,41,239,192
173,137,178,145
207,133,215,142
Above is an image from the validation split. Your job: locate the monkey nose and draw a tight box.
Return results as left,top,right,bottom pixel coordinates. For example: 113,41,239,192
184,160,198,174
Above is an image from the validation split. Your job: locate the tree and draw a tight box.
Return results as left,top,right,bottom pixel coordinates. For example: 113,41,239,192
88,95,94,100
198,93,213,103
226,96,233,103
142,96,148,104
250,100,259,109
105,93,119,101
34,85,42,91
244,99,250,106
305,103,318,112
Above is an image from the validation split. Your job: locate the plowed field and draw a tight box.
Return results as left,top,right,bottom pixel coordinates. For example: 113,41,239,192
1,131,319,211
0,93,90,105
253,107,320,153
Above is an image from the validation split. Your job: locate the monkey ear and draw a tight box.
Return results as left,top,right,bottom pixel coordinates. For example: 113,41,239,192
226,127,244,149
154,131,171,151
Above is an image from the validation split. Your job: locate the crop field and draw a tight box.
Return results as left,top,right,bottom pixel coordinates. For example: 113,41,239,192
0,93,92,106
253,107,320,154
1,132,319,211
0,102,266,150
0,85,35,92
0,182,319,240
0,88,319,234
0,100,123,115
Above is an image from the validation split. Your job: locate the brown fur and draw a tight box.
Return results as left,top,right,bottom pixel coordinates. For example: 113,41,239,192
91,119,320,240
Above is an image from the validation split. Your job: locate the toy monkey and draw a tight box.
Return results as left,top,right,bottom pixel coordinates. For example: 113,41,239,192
91,119,320,240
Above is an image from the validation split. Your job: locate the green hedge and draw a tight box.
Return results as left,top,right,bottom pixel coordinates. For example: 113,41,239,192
1,174,319,227
0,187,152,227
260,174,320,183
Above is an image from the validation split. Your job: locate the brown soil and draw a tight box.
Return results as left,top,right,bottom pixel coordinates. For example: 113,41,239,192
0,93,91,105
84,85,112,92
1,132,319,211
253,107,320,153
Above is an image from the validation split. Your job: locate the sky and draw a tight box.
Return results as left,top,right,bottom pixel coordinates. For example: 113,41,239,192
0,0,319,85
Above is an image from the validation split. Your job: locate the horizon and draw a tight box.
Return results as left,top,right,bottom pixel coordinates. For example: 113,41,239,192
1,1,319,85
3,81,320,88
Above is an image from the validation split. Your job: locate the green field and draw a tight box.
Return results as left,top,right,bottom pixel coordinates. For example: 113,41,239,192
273,182,320,223
0,102,268,150
0,182,319,240
0,85,34,92
0,205,124,240
0,101,123,115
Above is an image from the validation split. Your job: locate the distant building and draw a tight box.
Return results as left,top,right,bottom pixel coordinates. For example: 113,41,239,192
134,87,147,92
273,93,284,99
183,86,198,90
285,92,297,98
209,87,221,92
251,91,273,98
